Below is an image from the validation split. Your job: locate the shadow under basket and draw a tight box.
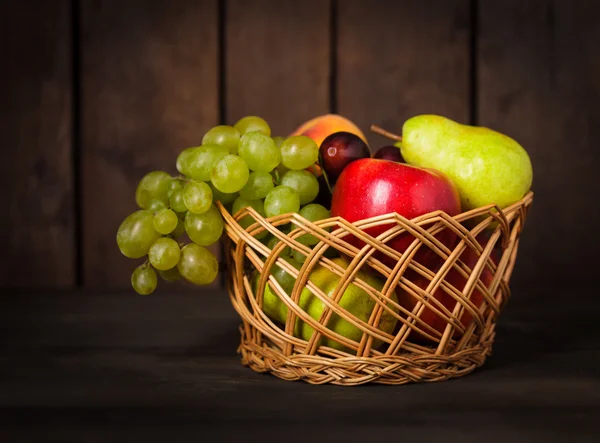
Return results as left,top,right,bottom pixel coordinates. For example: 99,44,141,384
216,191,533,386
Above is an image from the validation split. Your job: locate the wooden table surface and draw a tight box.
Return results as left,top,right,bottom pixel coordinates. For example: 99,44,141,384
1,287,599,442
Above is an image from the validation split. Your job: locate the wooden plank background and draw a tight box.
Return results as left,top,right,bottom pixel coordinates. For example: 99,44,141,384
1,0,75,288
80,0,219,288
1,0,598,293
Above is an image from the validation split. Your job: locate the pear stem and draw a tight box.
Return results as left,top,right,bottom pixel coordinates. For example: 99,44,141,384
370,124,402,142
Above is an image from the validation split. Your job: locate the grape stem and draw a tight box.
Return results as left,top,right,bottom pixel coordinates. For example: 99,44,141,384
317,153,334,196
370,124,403,142
174,175,193,183
273,170,281,186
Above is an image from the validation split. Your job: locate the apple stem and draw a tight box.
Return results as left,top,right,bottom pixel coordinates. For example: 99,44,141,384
370,124,402,142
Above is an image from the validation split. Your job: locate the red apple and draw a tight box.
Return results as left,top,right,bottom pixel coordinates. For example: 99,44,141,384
330,158,461,269
396,234,496,342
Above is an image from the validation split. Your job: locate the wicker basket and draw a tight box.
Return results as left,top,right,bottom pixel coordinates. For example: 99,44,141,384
216,190,533,386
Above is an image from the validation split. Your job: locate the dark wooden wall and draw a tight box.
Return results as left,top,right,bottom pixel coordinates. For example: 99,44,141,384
2,0,599,292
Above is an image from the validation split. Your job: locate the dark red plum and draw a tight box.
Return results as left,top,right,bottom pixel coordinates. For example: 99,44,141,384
318,132,370,184
373,145,405,163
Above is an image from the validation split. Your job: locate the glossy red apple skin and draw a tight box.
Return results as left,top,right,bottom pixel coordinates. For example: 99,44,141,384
330,158,461,269
396,234,497,342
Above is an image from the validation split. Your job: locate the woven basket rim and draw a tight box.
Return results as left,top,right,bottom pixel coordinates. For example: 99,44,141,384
218,190,534,230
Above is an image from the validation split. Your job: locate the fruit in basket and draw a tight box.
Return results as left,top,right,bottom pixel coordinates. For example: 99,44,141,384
182,181,213,214
131,264,158,295
280,170,319,205
279,136,319,170
135,171,172,209
290,114,368,149
185,145,229,181
239,171,275,200
257,258,398,351
117,210,161,258
295,203,331,246
119,114,343,296
264,186,300,217
177,243,219,285
298,258,399,351
396,238,495,341
233,115,271,136
319,132,371,185
210,154,250,193
399,115,533,210
185,204,224,246
253,256,303,322
232,196,268,240
238,132,281,172
330,158,461,269
153,208,179,235
202,125,241,154
373,145,404,163
148,237,181,271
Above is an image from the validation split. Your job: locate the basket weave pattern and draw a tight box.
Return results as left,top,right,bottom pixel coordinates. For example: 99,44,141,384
217,191,533,386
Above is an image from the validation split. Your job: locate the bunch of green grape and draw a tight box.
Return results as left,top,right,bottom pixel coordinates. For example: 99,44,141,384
116,115,331,295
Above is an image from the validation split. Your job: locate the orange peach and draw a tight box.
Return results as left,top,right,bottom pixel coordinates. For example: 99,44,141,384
289,114,368,149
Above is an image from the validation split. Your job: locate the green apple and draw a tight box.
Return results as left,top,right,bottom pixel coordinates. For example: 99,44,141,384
254,258,399,352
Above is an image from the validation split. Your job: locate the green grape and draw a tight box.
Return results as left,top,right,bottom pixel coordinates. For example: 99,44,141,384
176,146,202,177
153,208,179,235
187,144,229,181
210,154,249,193
135,171,172,209
148,237,181,271
266,235,292,258
209,182,238,205
280,136,319,170
232,196,263,215
117,210,161,258
264,186,300,218
280,170,319,205
238,132,281,172
183,181,213,214
148,199,167,213
202,125,241,154
295,203,331,245
233,115,271,136
178,243,219,285
184,204,224,246
168,179,182,197
131,265,157,295
169,188,188,213
292,249,306,264
272,136,284,148
158,266,182,282
232,196,268,240
239,171,274,200
172,217,186,238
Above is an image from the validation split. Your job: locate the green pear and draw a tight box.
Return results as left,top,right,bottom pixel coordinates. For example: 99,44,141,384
255,258,398,352
398,115,533,210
